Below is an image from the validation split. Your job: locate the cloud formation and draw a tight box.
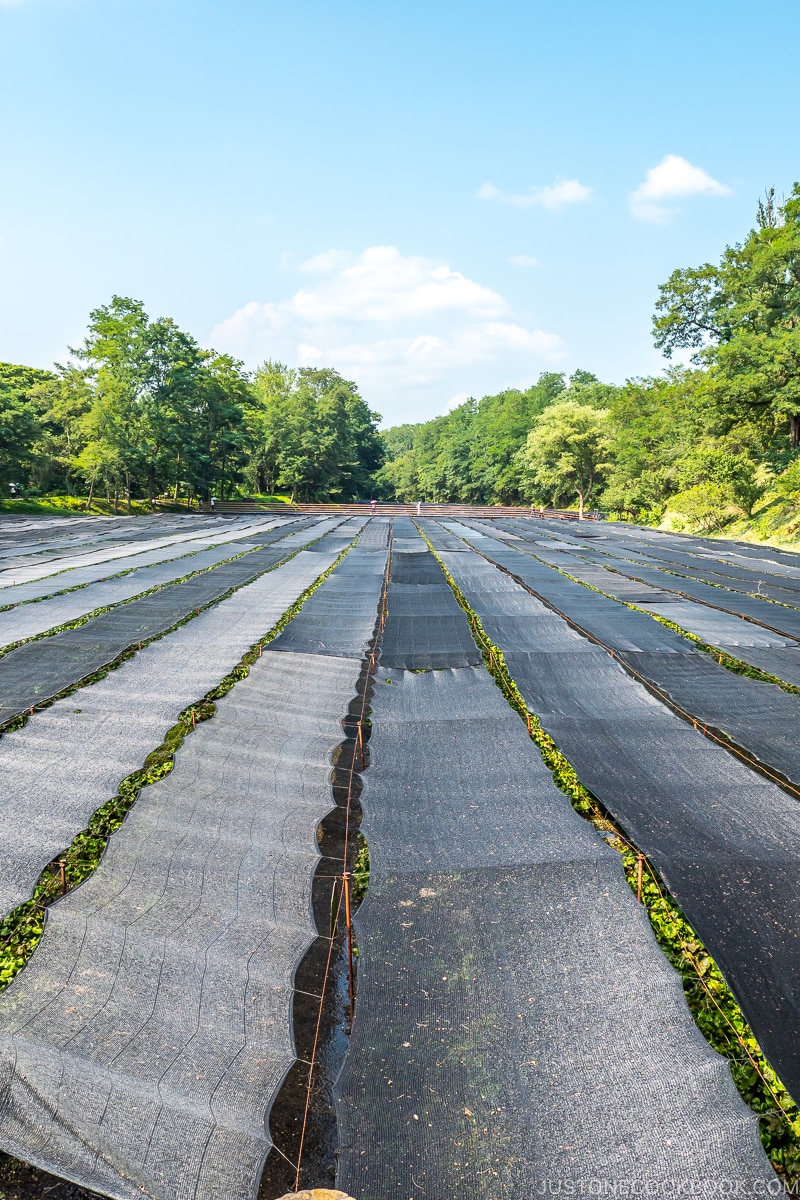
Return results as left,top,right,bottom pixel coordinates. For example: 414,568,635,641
477,178,592,209
211,245,563,423
629,154,731,222
509,254,541,268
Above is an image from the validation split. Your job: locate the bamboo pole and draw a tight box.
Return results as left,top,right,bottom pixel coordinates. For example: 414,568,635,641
344,872,355,1025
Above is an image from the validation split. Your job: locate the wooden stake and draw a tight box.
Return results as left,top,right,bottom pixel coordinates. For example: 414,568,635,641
59,860,67,895
191,709,196,729
357,724,366,769
636,853,644,903
344,872,355,1025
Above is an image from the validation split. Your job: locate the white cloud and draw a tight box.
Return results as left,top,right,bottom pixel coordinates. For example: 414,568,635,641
298,249,350,274
211,245,564,424
630,154,732,222
477,178,592,210
509,254,540,268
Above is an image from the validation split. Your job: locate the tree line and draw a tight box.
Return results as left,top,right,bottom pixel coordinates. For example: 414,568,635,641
0,296,383,509
377,184,800,528
5,185,800,526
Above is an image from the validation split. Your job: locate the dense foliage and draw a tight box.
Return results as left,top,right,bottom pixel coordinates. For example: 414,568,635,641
7,188,800,529
376,187,800,529
0,296,383,508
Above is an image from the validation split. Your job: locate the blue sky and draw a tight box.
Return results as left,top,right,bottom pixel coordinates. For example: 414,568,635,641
0,0,798,426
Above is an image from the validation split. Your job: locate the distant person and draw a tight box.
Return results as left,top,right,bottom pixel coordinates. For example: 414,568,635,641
8,483,20,499
210,496,216,512
370,498,377,515
416,500,422,516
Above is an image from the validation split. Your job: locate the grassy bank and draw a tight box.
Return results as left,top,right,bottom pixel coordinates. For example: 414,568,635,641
0,494,293,517
659,500,800,548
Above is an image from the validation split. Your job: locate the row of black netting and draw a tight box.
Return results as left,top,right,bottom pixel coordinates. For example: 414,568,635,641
0,519,329,725
0,537,286,649
0,514,194,563
335,525,773,1197
493,515,800,617
380,518,481,669
450,521,800,791
424,521,800,1107
0,526,388,1199
486,517,800,690
0,518,242,589
0,516,304,603
0,526,355,919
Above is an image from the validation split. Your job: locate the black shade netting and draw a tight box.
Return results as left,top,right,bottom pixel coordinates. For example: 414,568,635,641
270,543,386,659
586,556,800,638
354,518,391,549
380,532,482,669
434,533,800,794
0,515,306,590
433,537,800,1104
0,538,352,917
0,517,309,605
0,539,284,650
0,523,326,725
335,660,772,1196
0,645,369,1200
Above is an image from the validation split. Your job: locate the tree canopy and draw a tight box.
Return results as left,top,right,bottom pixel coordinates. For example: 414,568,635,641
517,400,613,517
8,187,800,536
250,363,383,501
654,185,800,448
0,297,382,509
375,372,569,503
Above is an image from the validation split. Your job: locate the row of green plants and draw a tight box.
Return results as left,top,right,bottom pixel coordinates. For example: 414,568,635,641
0,533,357,988
417,524,800,1182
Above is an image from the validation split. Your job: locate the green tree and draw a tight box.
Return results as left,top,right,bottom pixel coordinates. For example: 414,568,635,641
76,296,154,509
31,365,94,495
654,185,800,448
249,363,383,501
602,369,710,518
76,296,211,508
376,372,568,502
186,352,252,500
0,363,57,493
518,401,614,517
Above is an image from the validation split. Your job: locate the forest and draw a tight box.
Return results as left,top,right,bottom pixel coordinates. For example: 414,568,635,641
0,296,384,509
4,186,800,532
377,185,800,532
